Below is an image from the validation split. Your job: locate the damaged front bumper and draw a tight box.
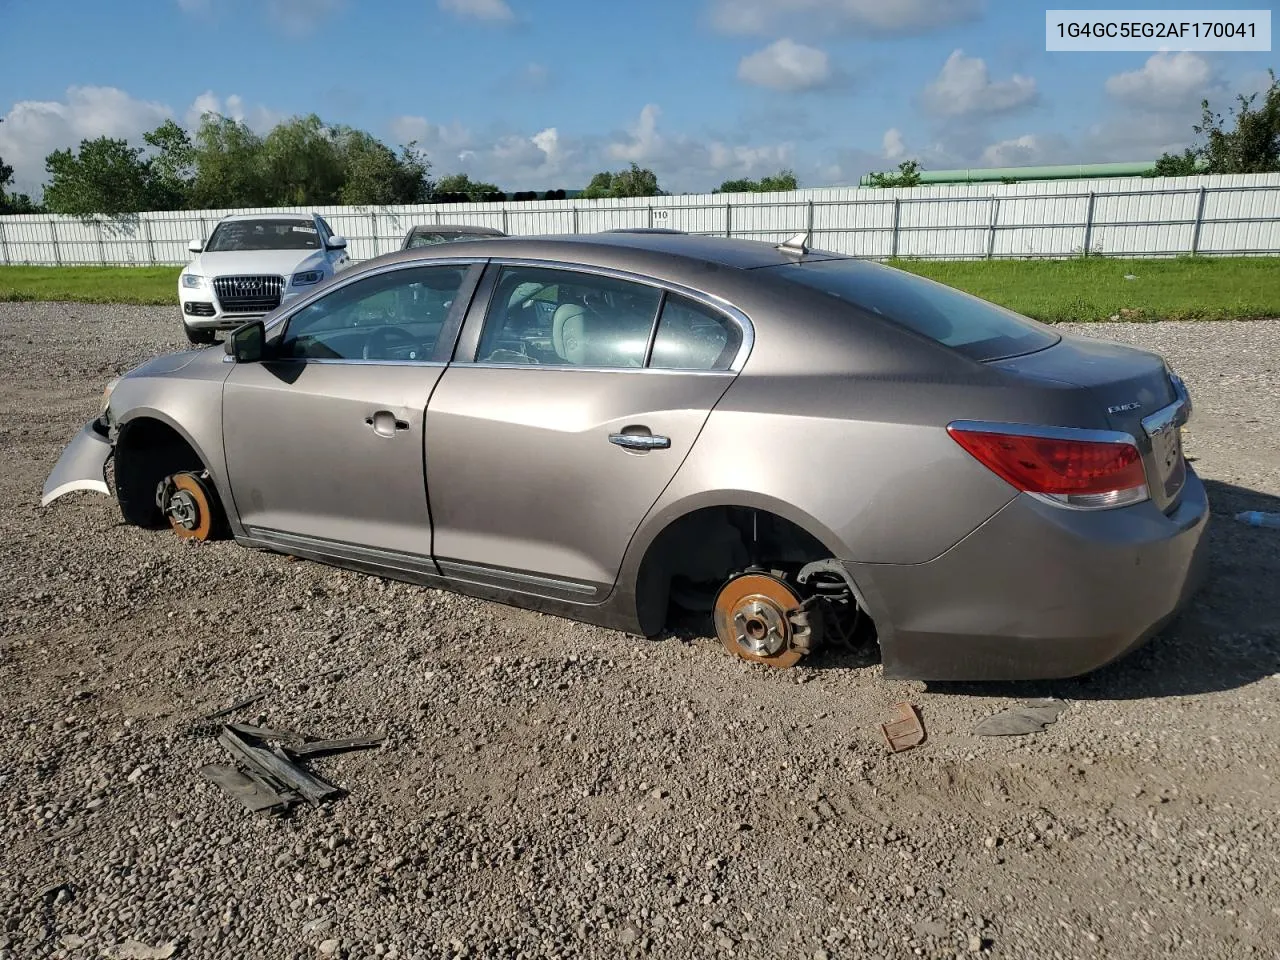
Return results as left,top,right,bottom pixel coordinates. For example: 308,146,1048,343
41,418,114,507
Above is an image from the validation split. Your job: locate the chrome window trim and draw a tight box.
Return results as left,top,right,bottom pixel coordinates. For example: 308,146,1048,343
463,362,735,377
475,257,755,373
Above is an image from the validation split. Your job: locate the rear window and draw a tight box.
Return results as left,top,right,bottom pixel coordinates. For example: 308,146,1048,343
770,259,1059,362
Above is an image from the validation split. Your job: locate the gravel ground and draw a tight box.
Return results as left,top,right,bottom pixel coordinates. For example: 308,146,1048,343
1,302,1279,960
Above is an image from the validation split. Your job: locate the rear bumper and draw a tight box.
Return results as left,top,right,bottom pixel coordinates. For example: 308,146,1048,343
850,467,1211,681
41,419,114,507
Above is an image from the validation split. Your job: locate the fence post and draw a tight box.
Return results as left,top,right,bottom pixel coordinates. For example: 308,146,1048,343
95,220,107,265
986,198,1000,260
572,207,579,235
501,207,509,235
1081,191,1096,256
370,211,379,257
647,204,653,229
725,202,732,239
890,197,901,258
143,217,155,265
806,199,815,239
199,217,209,247
434,207,442,226
51,218,61,266
1190,186,1208,255
0,221,8,265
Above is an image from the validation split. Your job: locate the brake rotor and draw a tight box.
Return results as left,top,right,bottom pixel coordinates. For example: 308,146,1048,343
162,472,215,541
713,572,806,669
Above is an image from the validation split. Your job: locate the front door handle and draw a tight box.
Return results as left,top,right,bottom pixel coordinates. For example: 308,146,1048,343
366,411,409,438
609,432,671,451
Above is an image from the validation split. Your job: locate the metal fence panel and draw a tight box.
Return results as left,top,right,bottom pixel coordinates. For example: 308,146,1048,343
2,172,1279,266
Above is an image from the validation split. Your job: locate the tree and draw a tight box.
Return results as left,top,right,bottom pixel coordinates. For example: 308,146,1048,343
0,149,41,213
42,137,156,216
433,172,503,202
1151,71,1280,176
716,169,799,193
260,114,345,206
335,130,432,205
189,114,269,209
581,163,661,199
864,159,923,188
143,120,195,209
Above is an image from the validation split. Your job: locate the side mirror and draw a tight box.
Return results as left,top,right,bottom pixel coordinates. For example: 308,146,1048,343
188,239,204,254
225,320,266,363
326,235,348,250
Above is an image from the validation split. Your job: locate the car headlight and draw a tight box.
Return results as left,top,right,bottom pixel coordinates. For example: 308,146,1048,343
181,274,205,289
291,270,324,286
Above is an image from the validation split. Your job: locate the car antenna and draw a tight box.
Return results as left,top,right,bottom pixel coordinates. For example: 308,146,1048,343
776,231,809,256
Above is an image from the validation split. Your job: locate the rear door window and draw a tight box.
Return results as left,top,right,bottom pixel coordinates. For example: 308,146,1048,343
769,259,1059,361
477,266,661,368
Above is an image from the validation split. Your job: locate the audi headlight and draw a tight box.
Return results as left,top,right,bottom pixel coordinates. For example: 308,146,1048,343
291,270,324,286
181,273,205,289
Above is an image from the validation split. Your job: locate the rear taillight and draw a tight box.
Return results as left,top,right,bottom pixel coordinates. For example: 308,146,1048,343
948,422,1149,510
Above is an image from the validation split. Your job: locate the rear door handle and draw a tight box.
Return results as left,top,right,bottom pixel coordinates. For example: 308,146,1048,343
609,433,671,451
366,411,409,438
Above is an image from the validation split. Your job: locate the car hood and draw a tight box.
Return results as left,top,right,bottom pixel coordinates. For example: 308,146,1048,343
124,345,230,381
189,249,325,278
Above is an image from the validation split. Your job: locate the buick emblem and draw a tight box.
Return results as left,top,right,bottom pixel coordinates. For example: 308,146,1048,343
1107,401,1142,414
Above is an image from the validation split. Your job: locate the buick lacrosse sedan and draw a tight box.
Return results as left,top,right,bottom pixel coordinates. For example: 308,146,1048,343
42,231,1208,680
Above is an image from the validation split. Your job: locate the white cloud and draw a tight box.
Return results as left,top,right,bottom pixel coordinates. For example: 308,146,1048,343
185,92,283,133
710,0,981,35
388,104,795,192
737,39,833,92
1105,52,1217,110
882,128,906,161
980,134,1051,166
439,0,514,23
921,50,1037,117
0,86,172,195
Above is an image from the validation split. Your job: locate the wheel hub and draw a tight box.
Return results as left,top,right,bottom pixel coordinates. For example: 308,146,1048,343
156,472,216,541
713,572,810,669
166,489,200,530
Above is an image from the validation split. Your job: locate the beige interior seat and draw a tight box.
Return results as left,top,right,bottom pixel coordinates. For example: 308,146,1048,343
552,303,588,364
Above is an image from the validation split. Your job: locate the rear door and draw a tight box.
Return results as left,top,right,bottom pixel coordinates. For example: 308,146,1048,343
424,262,750,601
223,261,480,561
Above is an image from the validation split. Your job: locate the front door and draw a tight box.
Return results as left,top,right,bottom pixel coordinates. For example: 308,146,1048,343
223,262,478,561
425,263,747,600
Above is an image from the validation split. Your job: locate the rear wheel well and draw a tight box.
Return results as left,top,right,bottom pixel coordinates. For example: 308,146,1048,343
114,418,208,528
634,506,861,637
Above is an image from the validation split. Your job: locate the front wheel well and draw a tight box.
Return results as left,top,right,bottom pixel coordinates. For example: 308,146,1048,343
633,505,867,638
113,417,209,528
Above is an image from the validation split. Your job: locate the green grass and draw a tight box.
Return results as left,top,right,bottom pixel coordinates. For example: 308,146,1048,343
889,256,1280,323
0,266,180,305
1,256,1278,322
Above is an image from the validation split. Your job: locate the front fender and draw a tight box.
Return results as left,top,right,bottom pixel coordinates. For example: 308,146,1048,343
41,419,113,507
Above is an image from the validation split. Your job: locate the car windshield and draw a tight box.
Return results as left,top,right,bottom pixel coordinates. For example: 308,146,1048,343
769,259,1060,362
406,231,488,247
206,219,322,252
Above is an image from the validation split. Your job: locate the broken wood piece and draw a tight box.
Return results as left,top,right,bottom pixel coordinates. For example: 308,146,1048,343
881,701,926,753
285,735,385,758
202,691,266,720
217,727,341,807
199,763,293,813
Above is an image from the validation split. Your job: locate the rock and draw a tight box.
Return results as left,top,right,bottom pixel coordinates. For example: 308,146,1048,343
616,925,639,945
969,934,984,953
318,939,340,956
913,920,948,939
60,934,87,949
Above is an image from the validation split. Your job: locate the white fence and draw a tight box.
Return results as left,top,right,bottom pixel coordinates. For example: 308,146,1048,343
2,172,1278,266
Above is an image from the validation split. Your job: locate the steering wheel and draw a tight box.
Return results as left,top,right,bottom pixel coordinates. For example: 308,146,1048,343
363,324,419,360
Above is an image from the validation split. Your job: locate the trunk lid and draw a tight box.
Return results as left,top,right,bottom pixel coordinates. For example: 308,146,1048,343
989,333,1187,511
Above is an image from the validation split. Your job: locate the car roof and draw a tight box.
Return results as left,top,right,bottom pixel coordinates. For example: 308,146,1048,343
408,224,506,235
219,212,318,223
374,232,843,272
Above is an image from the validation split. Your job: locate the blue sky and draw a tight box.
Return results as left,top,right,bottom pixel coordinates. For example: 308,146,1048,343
0,0,1273,196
